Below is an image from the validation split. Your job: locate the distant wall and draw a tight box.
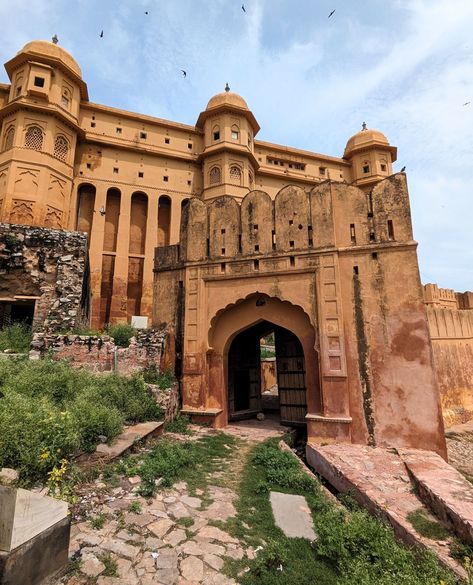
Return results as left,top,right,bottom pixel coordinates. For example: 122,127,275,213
30,328,167,376
426,301,473,425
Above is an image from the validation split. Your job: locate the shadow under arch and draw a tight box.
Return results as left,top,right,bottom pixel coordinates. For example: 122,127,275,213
207,293,322,425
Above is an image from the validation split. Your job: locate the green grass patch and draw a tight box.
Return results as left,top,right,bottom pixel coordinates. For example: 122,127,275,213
0,323,32,353
177,516,194,528
0,357,163,485
106,323,136,347
165,415,192,435
407,508,450,541
99,553,118,577
89,513,107,530
141,365,176,389
221,438,458,585
128,501,142,513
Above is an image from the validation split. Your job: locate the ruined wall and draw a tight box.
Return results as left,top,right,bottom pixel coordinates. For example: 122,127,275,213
30,328,167,375
426,303,473,425
0,223,88,331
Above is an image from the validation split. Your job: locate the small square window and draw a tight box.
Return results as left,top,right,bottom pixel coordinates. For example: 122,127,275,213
86,163,91,169
213,131,220,141
289,163,293,168
163,175,169,182
34,76,45,88
188,143,192,149
138,171,144,178
165,137,170,144
381,163,387,172
16,86,22,96
140,132,147,139
319,167,326,176
363,164,370,174
91,122,96,128
61,95,69,107
113,167,119,173
231,131,239,140
187,180,191,186
116,127,122,134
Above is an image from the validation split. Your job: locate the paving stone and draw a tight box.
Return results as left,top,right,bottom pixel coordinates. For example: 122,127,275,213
116,558,133,578
145,536,167,550
201,573,236,585
180,495,202,509
191,540,226,556
224,546,244,560
173,481,188,492
203,554,224,571
201,501,236,522
177,579,200,585
269,491,317,540
148,518,175,538
81,554,106,577
76,532,103,546
116,529,144,543
197,526,238,544
155,548,179,570
180,556,205,581
167,502,190,519
155,568,179,585
125,512,156,527
164,528,187,546
150,509,170,519
164,496,177,504
97,578,131,585
101,538,140,560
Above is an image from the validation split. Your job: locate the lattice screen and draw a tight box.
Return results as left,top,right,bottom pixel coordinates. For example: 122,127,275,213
54,135,69,161
230,165,241,184
209,166,221,185
25,126,43,151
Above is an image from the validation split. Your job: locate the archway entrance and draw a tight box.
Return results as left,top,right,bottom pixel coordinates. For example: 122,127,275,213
228,320,307,426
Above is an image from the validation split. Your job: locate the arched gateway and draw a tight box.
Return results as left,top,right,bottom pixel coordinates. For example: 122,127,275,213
154,182,447,456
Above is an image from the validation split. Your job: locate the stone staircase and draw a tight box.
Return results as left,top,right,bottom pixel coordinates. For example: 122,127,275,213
306,442,473,580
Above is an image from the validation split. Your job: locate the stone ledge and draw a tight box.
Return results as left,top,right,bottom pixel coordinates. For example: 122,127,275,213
305,414,352,424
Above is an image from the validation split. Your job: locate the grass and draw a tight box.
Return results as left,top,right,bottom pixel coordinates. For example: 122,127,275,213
407,508,450,541
0,357,163,485
106,432,237,499
142,365,176,389
89,513,107,530
0,323,32,353
165,415,192,434
128,501,142,513
218,438,459,585
99,553,118,577
177,516,194,528
106,323,136,347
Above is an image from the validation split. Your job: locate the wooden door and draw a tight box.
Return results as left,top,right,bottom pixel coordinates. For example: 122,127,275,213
228,328,262,420
274,326,307,425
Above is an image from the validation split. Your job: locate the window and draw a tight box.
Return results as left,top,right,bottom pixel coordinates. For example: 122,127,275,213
16,85,22,97
363,164,370,174
231,130,239,140
140,132,147,139
213,127,220,141
387,219,395,240
188,143,192,149
187,180,191,186
3,127,14,151
54,135,69,161
249,170,254,187
380,163,387,172
24,125,43,151
229,165,242,184
165,137,170,144
61,88,71,108
138,171,144,178
350,223,356,244
163,175,169,182
86,163,91,169
209,166,221,185
319,167,326,176
113,167,119,173
34,76,45,88
116,127,122,134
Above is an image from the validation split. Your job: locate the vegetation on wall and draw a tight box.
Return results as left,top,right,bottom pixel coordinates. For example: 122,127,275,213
0,323,33,353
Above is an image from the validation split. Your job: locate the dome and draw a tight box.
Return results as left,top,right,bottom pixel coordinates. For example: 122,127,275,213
206,89,249,111
344,125,390,158
16,40,82,78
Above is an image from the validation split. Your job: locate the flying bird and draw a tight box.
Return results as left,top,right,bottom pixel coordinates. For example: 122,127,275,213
181,70,187,78
100,30,104,38
400,166,406,172
145,11,149,15
463,101,471,106
328,9,336,18
242,4,246,12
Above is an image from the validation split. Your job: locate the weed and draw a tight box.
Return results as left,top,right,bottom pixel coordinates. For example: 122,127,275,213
89,513,107,530
99,553,118,577
0,323,32,353
128,501,142,513
177,516,194,528
407,508,450,541
106,323,136,347
166,415,192,435
142,367,176,389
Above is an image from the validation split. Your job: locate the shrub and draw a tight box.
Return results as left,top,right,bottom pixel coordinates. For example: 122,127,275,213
0,323,32,353
142,367,176,390
106,323,136,347
70,395,124,452
251,539,288,575
165,415,191,434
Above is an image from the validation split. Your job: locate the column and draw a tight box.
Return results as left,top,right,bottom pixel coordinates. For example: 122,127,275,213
108,189,131,323
140,192,158,323
88,183,107,328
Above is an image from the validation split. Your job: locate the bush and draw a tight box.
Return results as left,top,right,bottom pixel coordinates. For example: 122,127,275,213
106,323,136,347
0,323,32,353
165,415,191,434
142,366,176,390
70,396,124,452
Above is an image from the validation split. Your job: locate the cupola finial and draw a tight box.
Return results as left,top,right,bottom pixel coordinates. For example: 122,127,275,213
225,83,230,92
52,34,59,45
362,121,367,131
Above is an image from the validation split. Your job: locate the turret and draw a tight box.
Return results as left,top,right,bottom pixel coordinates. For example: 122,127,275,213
0,40,87,228
195,85,260,200
344,123,397,189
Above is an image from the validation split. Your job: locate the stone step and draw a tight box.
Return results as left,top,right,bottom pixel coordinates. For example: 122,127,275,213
306,442,467,580
400,448,473,544
77,421,164,466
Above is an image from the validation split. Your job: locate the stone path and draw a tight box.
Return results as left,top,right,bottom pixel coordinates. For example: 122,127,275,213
59,421,286,585
269,492,317,540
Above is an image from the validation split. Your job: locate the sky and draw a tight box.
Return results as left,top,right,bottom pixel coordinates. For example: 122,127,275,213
0,0,472,291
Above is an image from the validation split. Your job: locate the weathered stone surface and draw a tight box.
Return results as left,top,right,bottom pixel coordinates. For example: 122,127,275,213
269,491,317,540
81,553,106,577
0,468,19,485
203,553,224,571
155,568,179,585
201,501,236,522
197,526,238,544
101,538,139,560
164,528,187,546
180,556,204,581
155,548,179,570
148,518,175,538
180,495,202,509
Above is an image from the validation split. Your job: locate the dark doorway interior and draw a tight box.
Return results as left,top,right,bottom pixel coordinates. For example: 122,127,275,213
228,320,308,426
0,300,35,329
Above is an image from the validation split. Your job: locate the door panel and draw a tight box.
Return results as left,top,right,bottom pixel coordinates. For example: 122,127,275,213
274,326,307,425
228,328,262,419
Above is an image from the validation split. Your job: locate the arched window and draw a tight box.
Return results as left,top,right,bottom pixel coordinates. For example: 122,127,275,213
3,127,15,151
362,161,370,174
61,87,71,109
230,165,242,185
14,75,23,98
158,195,171,246
54,135,69,161
209,166,221,185
231,125,239,141
212,125,220,141
25,125,43,151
